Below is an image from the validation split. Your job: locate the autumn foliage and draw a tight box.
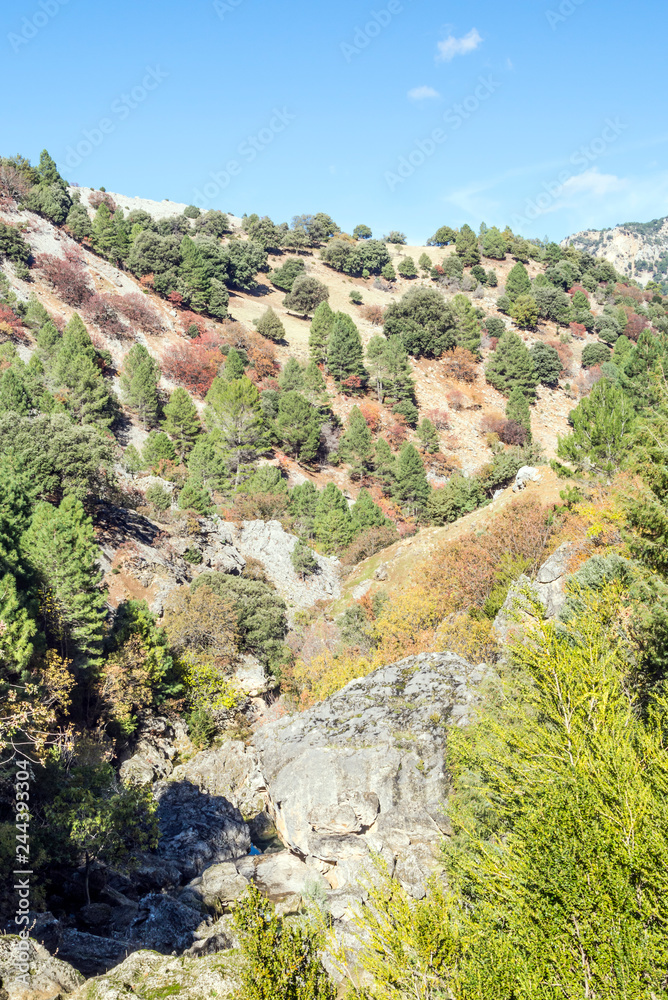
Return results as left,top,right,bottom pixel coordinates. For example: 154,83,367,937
108,293,163,334
162,331,225,397
39,249,92,306
440,346,478,383
360,304,385,325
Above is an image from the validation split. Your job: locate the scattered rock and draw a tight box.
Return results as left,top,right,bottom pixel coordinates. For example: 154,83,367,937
513,466,542,492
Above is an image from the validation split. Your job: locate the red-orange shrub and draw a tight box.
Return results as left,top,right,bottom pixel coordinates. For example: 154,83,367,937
39,250,92,306
569,322,586,340
359,400,382,431
162,331,224,397
441,346,478,382
360,304,385,325
340,525,399,565
89,191,117,214
424,408,450,430
108,293,163,334
83,293,129,338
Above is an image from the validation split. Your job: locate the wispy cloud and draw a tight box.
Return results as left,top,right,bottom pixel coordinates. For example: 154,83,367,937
436,28,482,62
407,85,440,101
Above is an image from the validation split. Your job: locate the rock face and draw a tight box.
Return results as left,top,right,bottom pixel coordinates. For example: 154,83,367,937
252,651,487,899
563,216,668,286
217,520,341,609
0,936,84,1000
67,948,241,1000
493,541,575,645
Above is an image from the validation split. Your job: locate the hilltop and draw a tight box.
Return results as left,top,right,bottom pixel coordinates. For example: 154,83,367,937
563,215,668,289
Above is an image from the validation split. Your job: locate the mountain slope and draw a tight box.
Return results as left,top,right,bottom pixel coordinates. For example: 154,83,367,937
563,216,668,288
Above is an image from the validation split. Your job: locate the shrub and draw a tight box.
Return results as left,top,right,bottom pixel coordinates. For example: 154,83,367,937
38,250,92,306
360,304,385,325
255,306,285,342
145,483,171,511
108,293,163,334
349,289,363,304
89,191,116,213
340,524,400,565
581,342,611,368
441,346,478,382
270,257,305,292
162,331,224,397
397,256,418,278
424,407,450,430
283,274,329,316
83,293,129,338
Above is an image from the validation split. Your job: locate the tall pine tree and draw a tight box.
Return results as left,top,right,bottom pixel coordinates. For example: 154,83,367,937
120,344,161,427
162,387,201,459
309,301,335,366
326,313,367,387
393,443,430,507
204,376,266,485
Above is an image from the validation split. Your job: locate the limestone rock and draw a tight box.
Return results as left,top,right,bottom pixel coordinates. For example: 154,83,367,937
0,936,84,1000
154,778,251,881
184,862,249,909
252,651,487,897
512,466,542,492
67,948,241,1000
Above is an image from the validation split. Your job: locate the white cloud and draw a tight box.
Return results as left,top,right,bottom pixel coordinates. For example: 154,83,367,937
436,28,482,62
557,167,625,200
407,85,440,101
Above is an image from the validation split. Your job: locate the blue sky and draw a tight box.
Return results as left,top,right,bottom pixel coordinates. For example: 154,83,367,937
3,0,667,243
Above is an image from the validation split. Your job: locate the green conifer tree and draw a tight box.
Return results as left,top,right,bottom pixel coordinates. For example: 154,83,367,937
382,261,396,281
178,235,209,311
455,223,481,266
279,357,304,392
506,387,532,442
142,431,177,469
309,301,335,366
393,443,430,507
314,482,354,553
255,307,285,342
485,331,538,398
275,391,321,463
417,418,440,454
374,438,396,493
418,252,432,274
451,294,482,354
204,376,266,485
397,256,418,278
481,226,507,260
340,406,373,476
65,201,93,241
291,539,319,579
21,495,106,663
92,203,119,262
289,481,319,539
120,344,161,427
222,348,246,382
303,361,328,405
506,262,532,302
162,387,201,459
351,488,389,531
326,313,367,387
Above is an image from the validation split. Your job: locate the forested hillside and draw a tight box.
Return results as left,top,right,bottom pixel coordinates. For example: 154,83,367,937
3,150,668,998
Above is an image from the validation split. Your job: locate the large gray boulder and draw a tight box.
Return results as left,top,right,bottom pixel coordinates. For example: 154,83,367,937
252,651,486,898
0,936,84,1000
67,948,240,1000
493,541,575,646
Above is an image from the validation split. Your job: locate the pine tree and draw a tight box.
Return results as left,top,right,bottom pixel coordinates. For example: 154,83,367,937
326,313,367,387
340,406,373,476
374,438,396,493
21,495,106,663
162,387,201,459
455,224,481,266
92,203,119,262
382,261,396,281
485,331,538,398
142,431,177,469
397,256,417,278
255,307,285,342
289,481,319,539
187,433,230,491
0,367,31,415
481,226,507,260
506,387,532,442
393,443,430,507
314,483,354,553
511,294,539,330
351,488,388,531
417,418,440,454
179,235,209,311
303,361,328,405
384,337,416,403
291,539,318,579
120,344,161,427
24,296,52,332
530,342,562,387
279,357,304,392
418,252,432,274
122,444,145,477
36,321,61,364
50,314,115,429
557,378,635,473
451,294,482,354
506,262,532,302
309,301,335,365
204,376,266,485
222,348,246,381
275,391,321,463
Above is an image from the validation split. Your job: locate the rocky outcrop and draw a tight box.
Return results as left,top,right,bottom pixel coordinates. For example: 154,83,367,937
252,651,487,900
563,216,668,285
67,948,241,1000
0,936,84,1000
493,541,575,646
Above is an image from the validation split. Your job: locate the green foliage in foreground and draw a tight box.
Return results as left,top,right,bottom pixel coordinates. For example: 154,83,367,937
343,588,668,998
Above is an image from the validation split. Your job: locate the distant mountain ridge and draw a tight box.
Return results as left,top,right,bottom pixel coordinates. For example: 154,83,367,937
562,216,668,289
